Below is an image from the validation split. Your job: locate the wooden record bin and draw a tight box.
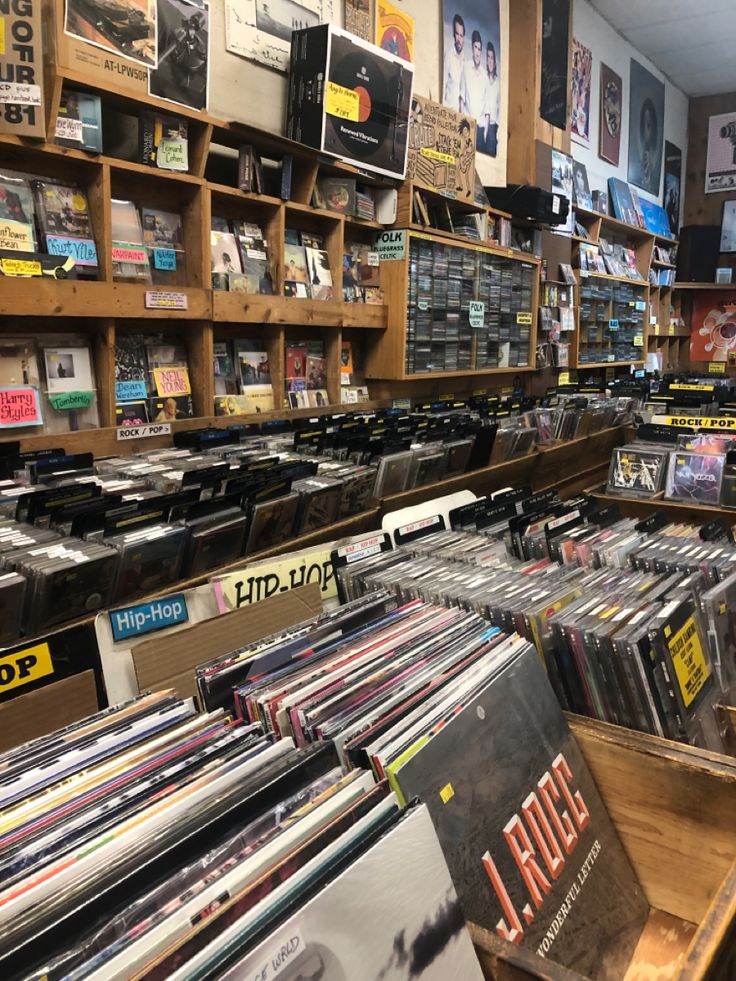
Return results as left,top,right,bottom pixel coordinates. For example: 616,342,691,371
473,715,736,980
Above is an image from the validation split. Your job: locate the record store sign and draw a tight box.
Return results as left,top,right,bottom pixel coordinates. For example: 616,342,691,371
213,549,337,612
0,642,53,694
373,230,407,262
110,595,189,642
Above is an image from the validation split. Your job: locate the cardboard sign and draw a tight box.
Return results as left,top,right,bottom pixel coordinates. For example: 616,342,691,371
154,366,191,397
0,0,45,138
111,245,148,265
0,219,34,252
406,94,475,202
213,549,337,612
0,386,42,427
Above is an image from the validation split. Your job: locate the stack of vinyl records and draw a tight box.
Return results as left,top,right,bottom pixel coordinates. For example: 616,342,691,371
0,588,652,978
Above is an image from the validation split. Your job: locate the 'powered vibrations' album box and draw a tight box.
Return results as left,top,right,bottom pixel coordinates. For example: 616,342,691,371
286,25,414,180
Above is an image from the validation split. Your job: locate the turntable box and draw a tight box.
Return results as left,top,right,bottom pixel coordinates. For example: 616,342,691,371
286,24,414,180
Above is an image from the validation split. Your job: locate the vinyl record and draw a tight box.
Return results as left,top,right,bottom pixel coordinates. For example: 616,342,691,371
328,50,391,157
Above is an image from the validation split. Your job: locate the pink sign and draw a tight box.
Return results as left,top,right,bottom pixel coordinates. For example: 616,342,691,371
0,386,42,428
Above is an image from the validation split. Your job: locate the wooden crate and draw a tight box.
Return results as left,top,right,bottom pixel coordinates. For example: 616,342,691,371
473,716,736,980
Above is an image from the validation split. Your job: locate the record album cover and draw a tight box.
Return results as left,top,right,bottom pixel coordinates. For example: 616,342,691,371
391,645,648,977
606,448,667,498
666,452,725,505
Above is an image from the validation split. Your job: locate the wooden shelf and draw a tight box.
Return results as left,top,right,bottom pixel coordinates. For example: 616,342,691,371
397,366,536,380
675,282,736,290
0,281,211,320
589,487,736,526
579,272,648,286
652,260,677,269
577,360,645,369
212,292,388,328
575,206,658,242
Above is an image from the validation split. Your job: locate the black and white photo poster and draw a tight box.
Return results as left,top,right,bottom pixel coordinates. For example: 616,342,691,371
627,59,665,196
225,0,334,73
706,112,736,194
149,0,208,110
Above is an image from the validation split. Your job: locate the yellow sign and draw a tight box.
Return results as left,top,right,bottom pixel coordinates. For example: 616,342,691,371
666,616,710,708
213,549,337,612
709,362,727,375
669,324,676,336
0,219,34,252
440,783,455,804
671,384,715,392
419,147,455,165
0,643,53,694
325,81,360,122
663,416,736,430
0,17,5,56
654,324,661,336
633,334,644,347
516,312,533,325
0,257,42,277
558,371,570,385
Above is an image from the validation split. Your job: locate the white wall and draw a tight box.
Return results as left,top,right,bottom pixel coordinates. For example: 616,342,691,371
571,0,688,224
208,1,508,188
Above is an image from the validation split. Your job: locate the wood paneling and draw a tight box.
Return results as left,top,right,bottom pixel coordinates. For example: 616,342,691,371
684,94,736,230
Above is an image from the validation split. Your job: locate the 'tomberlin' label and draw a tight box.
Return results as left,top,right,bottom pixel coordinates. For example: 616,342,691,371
110,594,189,642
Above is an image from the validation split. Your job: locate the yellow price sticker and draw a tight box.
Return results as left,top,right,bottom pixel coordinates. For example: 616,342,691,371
440,783,455,804
420,147,455,165
325,81,360,122
668,324,676,336
0,258,42,277
558,371,570,385
709,362,726,375
633,334,644,347
516,312,533,325
0,17,5,56
667,616,710,708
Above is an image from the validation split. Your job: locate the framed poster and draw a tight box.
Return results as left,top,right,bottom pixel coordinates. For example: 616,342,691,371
663,141,682,237
627,59,665,196
705,112,736,194
442,0,502,157
599,63,621,165
571,38,592,142
540,0,570,130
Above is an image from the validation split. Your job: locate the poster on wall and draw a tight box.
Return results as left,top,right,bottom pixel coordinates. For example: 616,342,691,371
65,0,158,68
690,291,736,362
720,202,736,253
149,0,209,110
539,0,570,130
442,0,502,157
705,112,736,194
344,0,371,41
627,59,665,196
375,0,414,62
570,38,592,142
663,140,682,237
551,148,574,235
599,62,622,165
407,95,476,201
0,0,45,139
225,0,335,74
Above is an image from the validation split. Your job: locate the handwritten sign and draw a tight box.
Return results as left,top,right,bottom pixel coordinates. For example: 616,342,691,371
153,366,191,397
46,236,98,266
153,248,176,271
54,115,84,143
469,301,485,328
145,290,188,310
48,391,95,411
0,386,42,428
0,81,41,106
157,137,188,171
112,244,149,265
325,80,360,121
117,422,172,441
709,362,727,375
213,549,337,612
0,257,41,276
0,219,34,252
116,380,148,402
